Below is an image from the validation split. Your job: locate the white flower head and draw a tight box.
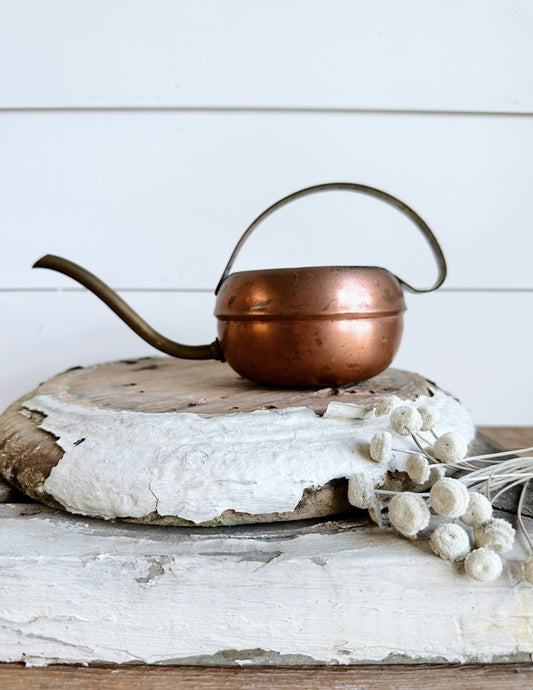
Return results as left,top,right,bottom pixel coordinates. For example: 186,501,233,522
523,556,533,585
388,492,430,538
465,547,503,582
460,492,493,527
417,405,440,432
347,473,376,509
428,464,447,484
374,395,401,417
406,453,430,485
430,477,470,518
369,431,392,462
390,405,423,436
368,505,383,527
430,523,471,561
415,464,447,492
433,432,468,463
474,518,515,554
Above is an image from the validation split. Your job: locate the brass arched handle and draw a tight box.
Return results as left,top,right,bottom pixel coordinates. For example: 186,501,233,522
215,182,447,295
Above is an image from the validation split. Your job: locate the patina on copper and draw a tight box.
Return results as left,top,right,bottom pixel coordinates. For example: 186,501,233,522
215,265,406,386
33,183,446,387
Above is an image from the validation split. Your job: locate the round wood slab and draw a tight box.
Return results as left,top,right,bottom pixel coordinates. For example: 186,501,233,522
0,357,469,526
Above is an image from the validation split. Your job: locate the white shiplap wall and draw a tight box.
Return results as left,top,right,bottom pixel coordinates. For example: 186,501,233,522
1,0,532,425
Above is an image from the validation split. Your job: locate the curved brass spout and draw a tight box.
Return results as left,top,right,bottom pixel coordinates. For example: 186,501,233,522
33,255,223,361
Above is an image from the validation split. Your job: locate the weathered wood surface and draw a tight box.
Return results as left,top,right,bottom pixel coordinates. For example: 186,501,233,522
2,357,435,416
0,500,531,667
0,358,467,525
478,427,533,451
0,428,531,684
1,663,533,690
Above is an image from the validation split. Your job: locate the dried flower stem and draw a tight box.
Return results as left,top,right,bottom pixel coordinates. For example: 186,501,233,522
410,432,429,456
518,480,533,552
375,489,429,497
465,446,533,462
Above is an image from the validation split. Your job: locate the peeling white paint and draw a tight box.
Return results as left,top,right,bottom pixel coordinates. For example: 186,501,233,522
0,504,530,666
22,390,474,523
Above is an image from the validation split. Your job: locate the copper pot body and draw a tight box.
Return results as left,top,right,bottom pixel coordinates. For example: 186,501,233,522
215,266,406,386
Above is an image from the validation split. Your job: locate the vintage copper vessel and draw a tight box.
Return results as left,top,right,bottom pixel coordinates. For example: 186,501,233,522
34,183,446,386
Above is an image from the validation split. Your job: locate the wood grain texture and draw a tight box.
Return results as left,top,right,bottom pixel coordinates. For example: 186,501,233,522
30,358,433,415
478,427,533,450
1,663,532,690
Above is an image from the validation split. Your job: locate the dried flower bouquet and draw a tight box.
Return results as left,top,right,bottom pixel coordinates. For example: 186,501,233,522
345,395,533,583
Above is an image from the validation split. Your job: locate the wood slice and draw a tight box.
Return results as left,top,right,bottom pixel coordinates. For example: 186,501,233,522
0,357,472,526
35,356,435,414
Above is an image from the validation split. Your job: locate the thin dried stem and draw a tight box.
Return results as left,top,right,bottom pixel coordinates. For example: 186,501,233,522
411,431,431,456
517,480,533,552
375,488,430,498
466,446,533,462
491,475,533,504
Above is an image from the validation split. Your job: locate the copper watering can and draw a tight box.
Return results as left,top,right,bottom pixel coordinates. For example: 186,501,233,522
34,182,446,387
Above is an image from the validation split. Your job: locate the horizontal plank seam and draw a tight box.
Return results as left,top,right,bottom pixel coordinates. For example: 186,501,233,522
1,287,533,294
1,106,533,118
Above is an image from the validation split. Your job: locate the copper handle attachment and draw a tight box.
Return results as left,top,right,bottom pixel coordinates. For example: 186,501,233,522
215,182,447,295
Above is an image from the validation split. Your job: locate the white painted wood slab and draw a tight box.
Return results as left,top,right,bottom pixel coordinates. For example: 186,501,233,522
0,503,531,666
1,0,532,111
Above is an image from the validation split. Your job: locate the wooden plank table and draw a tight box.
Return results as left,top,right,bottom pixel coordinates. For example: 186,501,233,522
1,660,532,689
0,426,532,688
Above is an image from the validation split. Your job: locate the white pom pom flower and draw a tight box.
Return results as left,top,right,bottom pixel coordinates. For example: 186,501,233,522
430,523,471,561
406,453,430,485
474,518,515,553
374,395,401,417
433,432,468,463
430,478,470,518
388,492,430,538
417,405,440,432
415,464,447,492
465,547,503,582
460,492,493,527
427,464,447,484
368,505,383,527
524,556,533,585
347,473,376,509
390,406,423,436
369,431,392,462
